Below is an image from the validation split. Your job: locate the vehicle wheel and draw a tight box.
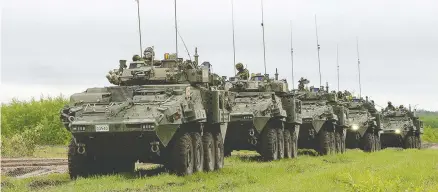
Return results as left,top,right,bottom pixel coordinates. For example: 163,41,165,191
317,127,331,155
213,131,224,170
261,126,278,161
277,129,285,159
283,129,292,158
403,135,414,149
171,133,194,175
190,132,204,173
329,131,336,154
202,132,215,171
291,130,298,158
362,132,374,152
374,134,381,151
335,131,342,154
68,139,93,179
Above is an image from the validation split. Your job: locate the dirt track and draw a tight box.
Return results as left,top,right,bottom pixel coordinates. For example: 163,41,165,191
1,158,68,178
2,143,437,179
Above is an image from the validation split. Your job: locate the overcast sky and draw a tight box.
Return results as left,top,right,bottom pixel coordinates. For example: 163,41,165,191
1,0,438,110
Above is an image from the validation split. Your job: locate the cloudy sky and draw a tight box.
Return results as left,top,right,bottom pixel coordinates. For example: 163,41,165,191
2,0,438,110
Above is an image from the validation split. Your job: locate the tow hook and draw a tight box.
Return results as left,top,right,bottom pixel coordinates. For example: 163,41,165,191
150,142,160,153
77,143,86,155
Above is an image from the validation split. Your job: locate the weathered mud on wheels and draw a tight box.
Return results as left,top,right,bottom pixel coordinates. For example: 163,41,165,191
202,132,215,171
374,133,381,151
317,127,332,155
190,132,204,173
283,129,292,158
277,129,285,159
290,130,298,158
213,131,224,170
171,133,194,176
362,132,375,152
403,134,415,149
261,127,278,161
68,139,92,179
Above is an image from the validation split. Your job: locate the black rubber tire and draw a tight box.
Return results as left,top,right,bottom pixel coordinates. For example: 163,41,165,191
202,132,215,172
213,131,224,170
340,131,346,153
416,135,422,149
329,131,336,155
190,132,204,173
317,128,331,155
374,134,381,151
291,130,298,158
413,136,418,148
362,132,374,152
283,129,292,158
403,135,414,149
261,127,278,161
68,139,93,179
335,131,342,154
277,129,285,159
171,133,194,176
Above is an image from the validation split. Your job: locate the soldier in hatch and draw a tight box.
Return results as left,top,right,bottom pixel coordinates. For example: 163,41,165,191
385,101,396,111
298,77,309,91
132,54,143,61
235,63,249,80
143,47,155,62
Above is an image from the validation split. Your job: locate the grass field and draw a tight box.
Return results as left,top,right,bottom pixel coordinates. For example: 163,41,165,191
2,149,438,192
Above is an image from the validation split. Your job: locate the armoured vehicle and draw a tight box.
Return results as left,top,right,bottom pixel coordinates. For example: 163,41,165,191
223,71,302,161
294,78,349,155
380,106,423,149
60,47,229,178
342,96,382,152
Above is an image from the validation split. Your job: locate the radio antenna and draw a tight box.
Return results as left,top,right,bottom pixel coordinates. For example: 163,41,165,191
176,29,191,61
337,44,340,92
356,36,362,98
231,0,237,74
135,0,143,55
290,20,295,89
174,0,179,58
314,14,322,87
260,0,267,75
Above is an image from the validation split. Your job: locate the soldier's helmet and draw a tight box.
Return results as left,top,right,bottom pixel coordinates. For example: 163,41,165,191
235,63,244,70
132,55,141,61
399,105,404,109
143,47,154,59
388,101,392,105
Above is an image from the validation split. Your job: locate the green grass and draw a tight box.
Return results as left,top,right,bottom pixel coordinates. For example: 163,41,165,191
2,149,438,192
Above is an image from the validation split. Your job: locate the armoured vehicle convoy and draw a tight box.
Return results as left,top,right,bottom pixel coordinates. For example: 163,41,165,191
60,47,229,178
341,96,382,152
380,106,423,149
294,78,349,155
223,71,302,161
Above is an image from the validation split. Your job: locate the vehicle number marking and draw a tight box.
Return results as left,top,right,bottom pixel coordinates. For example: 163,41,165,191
95,124,109,132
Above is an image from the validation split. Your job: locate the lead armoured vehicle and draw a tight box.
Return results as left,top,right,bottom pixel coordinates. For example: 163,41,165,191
60,47,229,178
294,78,349,155
223,72,302,161
342,96,382,152
380,106,423,149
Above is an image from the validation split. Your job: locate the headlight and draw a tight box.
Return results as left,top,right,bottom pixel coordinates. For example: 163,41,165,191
395,129,401,134
351,124,359,131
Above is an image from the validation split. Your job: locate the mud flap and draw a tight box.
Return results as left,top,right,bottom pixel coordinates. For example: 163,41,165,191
253,117,271,133
219,123,228,142
312,119,326,133
155,124,179,146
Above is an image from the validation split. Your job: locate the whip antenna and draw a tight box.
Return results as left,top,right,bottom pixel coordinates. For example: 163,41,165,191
174,0,178,58
290,20,295,89
260,0,267,75
356,36,362,98
231,0,237,74
314,14,322,87
135,0,143,55
337,44,340,92
177,29,191,61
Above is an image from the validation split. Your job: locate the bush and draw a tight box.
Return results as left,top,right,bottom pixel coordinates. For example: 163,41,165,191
1,126,42,157
1,95,71,146
423,126,438,143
